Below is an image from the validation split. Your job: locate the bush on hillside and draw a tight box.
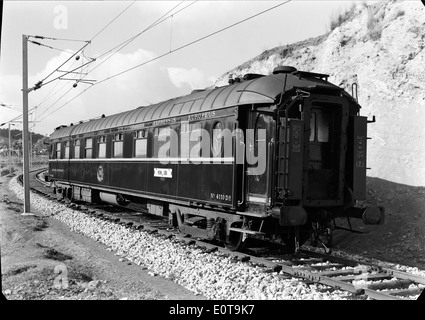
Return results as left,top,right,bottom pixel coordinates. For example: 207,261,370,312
367,7,383,41
329,2,357,31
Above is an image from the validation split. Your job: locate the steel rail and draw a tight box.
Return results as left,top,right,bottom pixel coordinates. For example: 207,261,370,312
22,169,425,300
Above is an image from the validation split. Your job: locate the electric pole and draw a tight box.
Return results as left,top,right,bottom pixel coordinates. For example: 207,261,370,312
22,34,31,214
8,123,13,175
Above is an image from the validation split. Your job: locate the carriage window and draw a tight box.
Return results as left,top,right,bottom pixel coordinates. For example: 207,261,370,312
74,140,80,159
181,122,205,158
317,112,329,142
248,113,270,195
49,143,54,158
254,114,267,155
180,122,190,158
211,121,223,157
134,130,147,158
153,126,171,157
310,111,329,142
310,113,316,142
55,142,61,159
189,122,202,156
98,135,107,158
113,133,123,158
64,141,70,159
85,138,93,158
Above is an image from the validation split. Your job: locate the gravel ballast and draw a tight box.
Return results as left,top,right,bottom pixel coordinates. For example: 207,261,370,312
8,177,424,300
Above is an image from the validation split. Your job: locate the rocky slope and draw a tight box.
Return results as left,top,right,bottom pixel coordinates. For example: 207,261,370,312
216,0,425,187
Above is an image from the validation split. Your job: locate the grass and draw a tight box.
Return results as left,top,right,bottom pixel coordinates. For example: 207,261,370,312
329,2,357,31
278,46,294,59
394,9,405,19
367,6,383,41
35,243,73,261
43,248,73,261
5,265,37,276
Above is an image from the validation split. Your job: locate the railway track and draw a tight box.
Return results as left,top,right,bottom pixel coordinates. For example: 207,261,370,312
19,167,425,300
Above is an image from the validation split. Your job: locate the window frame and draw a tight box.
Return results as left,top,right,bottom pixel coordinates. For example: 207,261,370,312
254,114,267,155
73,139,80,159
97,135,107,159
134,130,147,158
309,110,330,143
64,141,70,159
112,133,124,158
153,126,171,158
55,142,61,159
84,137,93,159
211,121,223,158
309,112,316,142
188,122,202,157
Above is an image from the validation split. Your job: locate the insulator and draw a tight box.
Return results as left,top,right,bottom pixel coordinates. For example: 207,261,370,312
76,55,80,61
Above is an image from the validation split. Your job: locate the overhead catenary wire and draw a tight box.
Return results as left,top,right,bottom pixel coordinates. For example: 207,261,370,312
28,40,75,55
38,59,95,89
95,0,292,84
83,0,190,77
36,0,292,122
29,35,90,43
30,1,136,98
29,1,136,97
36,1,195,122
28,1,140,126
93,1,189,60
30,41,92,91
35,87,75,121
24,60,80,122
169,14,174,52
90,0,137,41
34,1,195,122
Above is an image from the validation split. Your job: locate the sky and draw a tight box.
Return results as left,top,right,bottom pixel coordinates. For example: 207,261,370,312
0,0,372,136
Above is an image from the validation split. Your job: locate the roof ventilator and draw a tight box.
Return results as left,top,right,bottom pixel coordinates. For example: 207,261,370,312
243,73,265,81
273,66,297,74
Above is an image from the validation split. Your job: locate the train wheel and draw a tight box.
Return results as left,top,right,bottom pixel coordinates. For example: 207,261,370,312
225,221,247,251
311,221,333,254
225,230,246,251
174,209,186,234
168,210,178,228
284,226,311,254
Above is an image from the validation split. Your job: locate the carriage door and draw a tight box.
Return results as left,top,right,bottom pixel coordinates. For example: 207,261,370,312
246,112,274,205
307,101,342,201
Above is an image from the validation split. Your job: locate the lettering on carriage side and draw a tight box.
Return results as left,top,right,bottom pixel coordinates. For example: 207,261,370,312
188,111,216,121
356,135,365,167
128,123,146,130
51,168,64,173
154,168,172,178
212,193,232,202
153,117,177,126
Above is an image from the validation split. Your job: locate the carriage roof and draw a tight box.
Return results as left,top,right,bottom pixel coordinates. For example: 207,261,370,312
49,70,342,140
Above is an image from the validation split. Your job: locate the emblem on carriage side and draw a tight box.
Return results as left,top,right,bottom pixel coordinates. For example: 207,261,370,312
97,165,104,182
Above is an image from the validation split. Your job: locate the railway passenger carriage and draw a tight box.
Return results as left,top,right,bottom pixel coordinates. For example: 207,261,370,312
48,66,384,252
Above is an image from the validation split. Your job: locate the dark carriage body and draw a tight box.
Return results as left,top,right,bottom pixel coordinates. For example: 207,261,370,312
48,66,384,251
49,107,237,208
